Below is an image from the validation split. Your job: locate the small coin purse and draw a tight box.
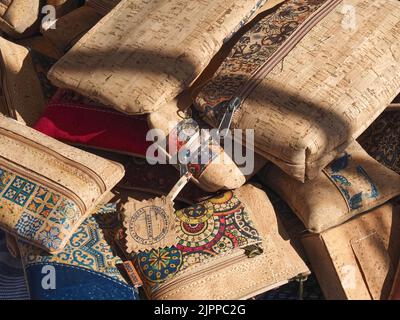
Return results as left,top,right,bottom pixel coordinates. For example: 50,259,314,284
118,184,309,300
0,114,125,253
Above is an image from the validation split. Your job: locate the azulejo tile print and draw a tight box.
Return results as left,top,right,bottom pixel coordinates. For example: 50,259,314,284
20,204,125,282
134,191,262,294
0,166,82,251
19,205,138,300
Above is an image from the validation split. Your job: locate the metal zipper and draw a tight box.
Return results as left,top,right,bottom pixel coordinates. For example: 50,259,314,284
0,127,107,195
0,157,86,214
218,0,343,132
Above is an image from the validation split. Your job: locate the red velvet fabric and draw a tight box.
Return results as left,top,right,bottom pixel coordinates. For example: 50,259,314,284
34,90,151,157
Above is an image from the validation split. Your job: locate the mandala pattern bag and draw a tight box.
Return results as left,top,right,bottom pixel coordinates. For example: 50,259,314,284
48,0,271,114
0,114,125,253
18,204,138,300
118,184,309,300
258,142,400,233
193,0,400,182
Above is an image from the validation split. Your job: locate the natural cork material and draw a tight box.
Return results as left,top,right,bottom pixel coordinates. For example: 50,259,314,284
48,0,269,114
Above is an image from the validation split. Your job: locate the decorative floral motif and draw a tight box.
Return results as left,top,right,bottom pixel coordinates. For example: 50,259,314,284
358,109,400,175
49,199,80,231
137,247,182,283
37,226,63,250
134,191,261,293
324,153,379,211
0,165,83,251
4,176,36,206
195,0,329,126
19,207,126,283
0,168,12,193
15,212,44,239
27,187,60,218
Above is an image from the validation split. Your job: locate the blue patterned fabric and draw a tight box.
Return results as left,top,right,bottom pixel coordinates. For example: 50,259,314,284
25,263,137,300
0,231,29,300
18,205,139,300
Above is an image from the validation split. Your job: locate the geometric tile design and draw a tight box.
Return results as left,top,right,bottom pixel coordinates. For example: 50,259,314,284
15,212,44,239
0,168,13,193
0,165,82,252
27,187,60,218
3,176,36,206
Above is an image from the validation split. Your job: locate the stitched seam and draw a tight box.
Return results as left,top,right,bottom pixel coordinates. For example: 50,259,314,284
46,103,147,120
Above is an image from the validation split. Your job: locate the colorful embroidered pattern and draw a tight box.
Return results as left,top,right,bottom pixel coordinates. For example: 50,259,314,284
358,110,400,175
133,191,261,293
19,205,127,283
324,153,379,211
195,0,329,126
0,166,82,251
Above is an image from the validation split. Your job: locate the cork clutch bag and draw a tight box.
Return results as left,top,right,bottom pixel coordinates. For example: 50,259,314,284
0,115,125,253
0,0,41,38
258,142,400,233
48,0,270,115
193,0,400,182
0,37,46,127
118,184,309,300
18,204,138,300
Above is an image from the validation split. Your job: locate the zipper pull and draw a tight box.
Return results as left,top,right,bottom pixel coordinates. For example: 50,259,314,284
243,244,264,258
295,273,309,300
122,261,143,289
218,96,242,135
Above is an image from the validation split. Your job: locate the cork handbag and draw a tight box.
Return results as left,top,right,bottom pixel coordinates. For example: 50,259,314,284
302,200,400,300
18,203,139,300
47,0,275,115
0,114,125,253
0,37,46,127
358,104,400,175
117,184,309,300
0,0,41,38
193,0,400,182
258,142,400,233
34,90,247,192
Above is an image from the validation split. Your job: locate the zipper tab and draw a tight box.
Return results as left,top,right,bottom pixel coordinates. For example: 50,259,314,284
295,272,309,300
218,96,242,134
122,261,143,289
243,244,263,258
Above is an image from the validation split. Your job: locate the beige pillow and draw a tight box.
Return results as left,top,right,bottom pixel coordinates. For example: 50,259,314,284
258,142,400,233
48,0,273,114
